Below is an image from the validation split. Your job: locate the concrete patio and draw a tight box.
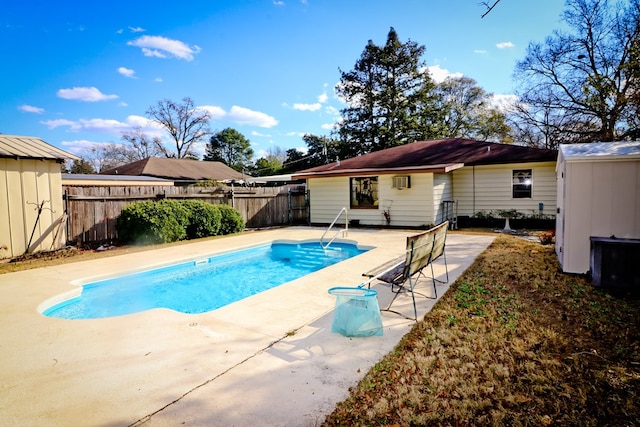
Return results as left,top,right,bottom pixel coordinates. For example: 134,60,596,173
0,227,494,426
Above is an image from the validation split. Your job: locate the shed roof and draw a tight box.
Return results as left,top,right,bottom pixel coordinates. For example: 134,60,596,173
293,138,557,178
100,157,249,182
559,141,640,161
0,135,80,161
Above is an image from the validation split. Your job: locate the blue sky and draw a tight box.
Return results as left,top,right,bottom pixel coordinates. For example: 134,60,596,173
1,0,567,161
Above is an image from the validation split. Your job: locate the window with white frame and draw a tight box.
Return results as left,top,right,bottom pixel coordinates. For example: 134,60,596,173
512,169,532,198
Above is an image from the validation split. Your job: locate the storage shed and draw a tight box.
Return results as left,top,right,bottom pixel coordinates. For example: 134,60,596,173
0,135,79,258
555,141,640,278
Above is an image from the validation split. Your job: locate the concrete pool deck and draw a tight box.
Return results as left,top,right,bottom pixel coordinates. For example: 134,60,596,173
0,227,494,426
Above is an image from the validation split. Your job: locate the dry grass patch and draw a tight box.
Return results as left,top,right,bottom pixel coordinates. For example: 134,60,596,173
324,234,640,426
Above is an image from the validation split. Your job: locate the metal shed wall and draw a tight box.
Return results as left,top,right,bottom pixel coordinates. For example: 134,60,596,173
0,158,67,258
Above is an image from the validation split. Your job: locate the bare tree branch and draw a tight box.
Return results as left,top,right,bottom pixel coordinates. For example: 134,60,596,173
480,0,502,18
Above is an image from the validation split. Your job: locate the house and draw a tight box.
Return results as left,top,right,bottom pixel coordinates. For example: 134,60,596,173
555,141,640,280
292,138,558,228
0,134,79,258
100,157,249,184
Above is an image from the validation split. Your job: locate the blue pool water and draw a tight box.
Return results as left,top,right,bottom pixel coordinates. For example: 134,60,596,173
42,241,368,320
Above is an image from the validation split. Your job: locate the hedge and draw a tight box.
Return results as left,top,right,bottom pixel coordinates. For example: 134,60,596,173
116,200,245,245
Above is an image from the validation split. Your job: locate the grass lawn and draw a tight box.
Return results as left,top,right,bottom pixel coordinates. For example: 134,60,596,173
3,232,639,425
323,234,640,426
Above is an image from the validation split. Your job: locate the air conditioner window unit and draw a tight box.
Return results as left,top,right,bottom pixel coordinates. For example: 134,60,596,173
392,175,410,189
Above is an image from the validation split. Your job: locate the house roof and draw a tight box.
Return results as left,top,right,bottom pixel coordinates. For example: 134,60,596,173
292,138,558,178
62,173,174,186
100,157,249,182
0,134,80,161
559,141,640,161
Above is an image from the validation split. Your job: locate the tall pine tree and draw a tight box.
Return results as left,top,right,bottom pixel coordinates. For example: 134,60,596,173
335,28,442,154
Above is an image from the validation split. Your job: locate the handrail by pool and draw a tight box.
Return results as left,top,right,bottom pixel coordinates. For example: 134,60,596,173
320,207,348,249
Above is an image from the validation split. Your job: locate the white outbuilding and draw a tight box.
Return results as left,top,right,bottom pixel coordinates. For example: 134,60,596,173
555,141,640,287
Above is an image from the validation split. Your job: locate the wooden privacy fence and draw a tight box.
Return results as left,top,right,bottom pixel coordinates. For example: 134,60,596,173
63,185,308,246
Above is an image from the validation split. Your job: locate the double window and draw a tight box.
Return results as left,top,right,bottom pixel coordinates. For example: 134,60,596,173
512,169,532,198
350,177,378,209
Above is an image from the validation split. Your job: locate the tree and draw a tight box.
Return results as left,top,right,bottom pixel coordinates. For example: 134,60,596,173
66,159,96,174
146,97,211,158
335,27,442,155
204,128,254,171
481,0,502,18
434,76,511,142
251,146,287,176
512,0,640,146
120,126,165,159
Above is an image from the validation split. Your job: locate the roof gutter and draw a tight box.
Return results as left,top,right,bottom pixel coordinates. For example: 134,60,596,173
292,163,464,179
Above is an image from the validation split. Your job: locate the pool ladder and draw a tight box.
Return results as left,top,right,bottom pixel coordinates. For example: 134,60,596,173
320,207,348,249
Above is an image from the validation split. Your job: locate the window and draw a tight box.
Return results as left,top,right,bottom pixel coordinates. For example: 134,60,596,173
512,169,532,198
350,177,378,209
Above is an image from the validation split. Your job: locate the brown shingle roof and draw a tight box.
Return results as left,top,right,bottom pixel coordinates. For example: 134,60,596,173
293,138,558,178
0,134,80,161
101,157,249,182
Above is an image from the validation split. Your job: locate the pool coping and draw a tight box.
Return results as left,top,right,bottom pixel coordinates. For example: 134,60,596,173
0,227,495,426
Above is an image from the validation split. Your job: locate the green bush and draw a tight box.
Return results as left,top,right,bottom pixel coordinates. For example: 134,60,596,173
182,200,222,239
117,200,189,245
214,204,245,235
117,200,244,245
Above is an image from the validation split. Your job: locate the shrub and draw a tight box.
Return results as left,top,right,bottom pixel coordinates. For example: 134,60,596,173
117,200,189,245
215,204,245,235
117,200,244,245
182,200,222,239
539,230,555,245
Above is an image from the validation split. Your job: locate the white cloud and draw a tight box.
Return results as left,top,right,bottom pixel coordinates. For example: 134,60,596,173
200,105,278,128
426,65,463,83
154,77,163,83
19,104,44,114
57,87,118,102
285,131,306,137
127,35,201,61
118,67,136,78
41,115,163,136
60,139,114,154
496,41,515,49
491,94,519,112
273,1,285,5
251,131,272,138
228,106,278,127
289,88,328,112
293,102,322,111
474,49,488,54
128,26,145,33
41,119,76,129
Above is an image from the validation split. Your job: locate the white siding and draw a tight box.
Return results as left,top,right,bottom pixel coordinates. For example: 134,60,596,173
308,173,437,227
433,173,453,224
452,162,557,218
308,177,350,224
380,173,435,227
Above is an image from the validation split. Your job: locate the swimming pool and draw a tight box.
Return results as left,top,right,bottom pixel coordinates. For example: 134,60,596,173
41,240,369,320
